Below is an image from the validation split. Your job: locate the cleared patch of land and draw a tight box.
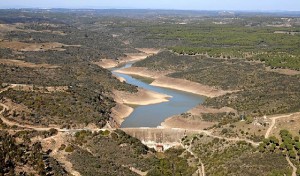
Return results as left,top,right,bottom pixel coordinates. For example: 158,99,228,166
268,113,300,138
0,23,67,36
0,41,74,52
0,59,59,69
8,84,68,93
114,66,171,79
188,105,237,115
161,116,216,130
265,66,300,76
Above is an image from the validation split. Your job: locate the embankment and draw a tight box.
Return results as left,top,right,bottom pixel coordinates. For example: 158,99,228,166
115,67,234,98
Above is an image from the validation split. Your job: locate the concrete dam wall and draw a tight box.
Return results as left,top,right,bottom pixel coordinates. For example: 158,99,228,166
121,128,202,150
121,128,189,143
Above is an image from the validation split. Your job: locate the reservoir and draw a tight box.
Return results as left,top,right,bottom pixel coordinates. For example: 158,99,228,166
112,63,205,128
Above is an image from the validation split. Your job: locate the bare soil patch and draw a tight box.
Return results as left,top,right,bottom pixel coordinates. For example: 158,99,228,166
188,105,237,116
115,66,172,79
0,59,59,69
41,133,81,176
274,31,300,35
0,41,80,52
0,23,66,36
269,113,300,138
9,84,68,93
135,48,161,55
161,115,216,130
93,59,119,69
111,103,134,125
0,41,65,51
265,66,300,76
93,48,160,69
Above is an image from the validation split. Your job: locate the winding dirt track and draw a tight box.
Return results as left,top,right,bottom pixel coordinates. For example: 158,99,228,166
264,114,294,138
181,141,205,176
286,156,297,176
1,86,298,175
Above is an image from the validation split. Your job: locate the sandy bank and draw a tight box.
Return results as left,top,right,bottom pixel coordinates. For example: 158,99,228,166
188,105,237,116
110,87,171,126
113,88,172,106
160,105,236,130
114,75,126,82
151,76,234,98
93,48,160,69
111,103,134,125
135,48,161,55
114,67,171,79
115,66,235,98
161,116,216,130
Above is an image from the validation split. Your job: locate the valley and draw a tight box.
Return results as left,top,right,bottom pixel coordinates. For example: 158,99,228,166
1,9,300,176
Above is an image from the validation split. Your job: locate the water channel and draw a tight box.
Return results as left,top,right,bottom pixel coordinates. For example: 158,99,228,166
112,63,205,127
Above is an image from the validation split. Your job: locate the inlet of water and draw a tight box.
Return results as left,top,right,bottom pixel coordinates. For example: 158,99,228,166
112,63,205,128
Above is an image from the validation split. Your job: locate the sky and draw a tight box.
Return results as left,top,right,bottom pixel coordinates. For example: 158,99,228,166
1,0,300,11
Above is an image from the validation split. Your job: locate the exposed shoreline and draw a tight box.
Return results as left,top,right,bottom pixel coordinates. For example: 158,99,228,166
93,48,161,69
160,105,237,130
111,88,172,126
160,116,216,130
115,66,235,98
113,88,172,106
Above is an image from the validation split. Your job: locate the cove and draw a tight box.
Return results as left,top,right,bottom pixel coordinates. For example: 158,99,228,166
112,63,205,128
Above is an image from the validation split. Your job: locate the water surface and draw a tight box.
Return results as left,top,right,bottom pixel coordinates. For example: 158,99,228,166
112,63,205,127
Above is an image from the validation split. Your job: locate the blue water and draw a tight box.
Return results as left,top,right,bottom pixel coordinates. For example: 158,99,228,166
112,63,205,128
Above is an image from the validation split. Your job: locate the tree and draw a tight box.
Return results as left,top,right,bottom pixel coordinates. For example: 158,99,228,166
288,150,296,159
294,136,299,142
269,136,279,146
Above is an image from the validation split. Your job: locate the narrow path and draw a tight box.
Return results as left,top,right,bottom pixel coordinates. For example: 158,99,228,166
181,139,205,176
122,165,148,176
0,102,97,133
42,133,81,176
0,85,14,93
286,156,297,176
265,114,294,138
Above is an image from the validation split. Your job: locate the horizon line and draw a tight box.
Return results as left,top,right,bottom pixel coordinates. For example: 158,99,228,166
1,8,300,13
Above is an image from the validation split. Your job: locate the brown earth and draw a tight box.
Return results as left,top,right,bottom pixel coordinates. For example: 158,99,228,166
110,103,134,125
151,76,236,98
93,48,161,69
0,59,60,69
161,105,236,130
0,23,66,36
114,66,172,79
161,116,216,130
115,66,236,98
8,84,68,93
188,105,237,116
0,41,80,52
265,66,300,76
113,88,171,106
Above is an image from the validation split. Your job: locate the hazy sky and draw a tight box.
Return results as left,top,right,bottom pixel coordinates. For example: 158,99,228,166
1,0,300,11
